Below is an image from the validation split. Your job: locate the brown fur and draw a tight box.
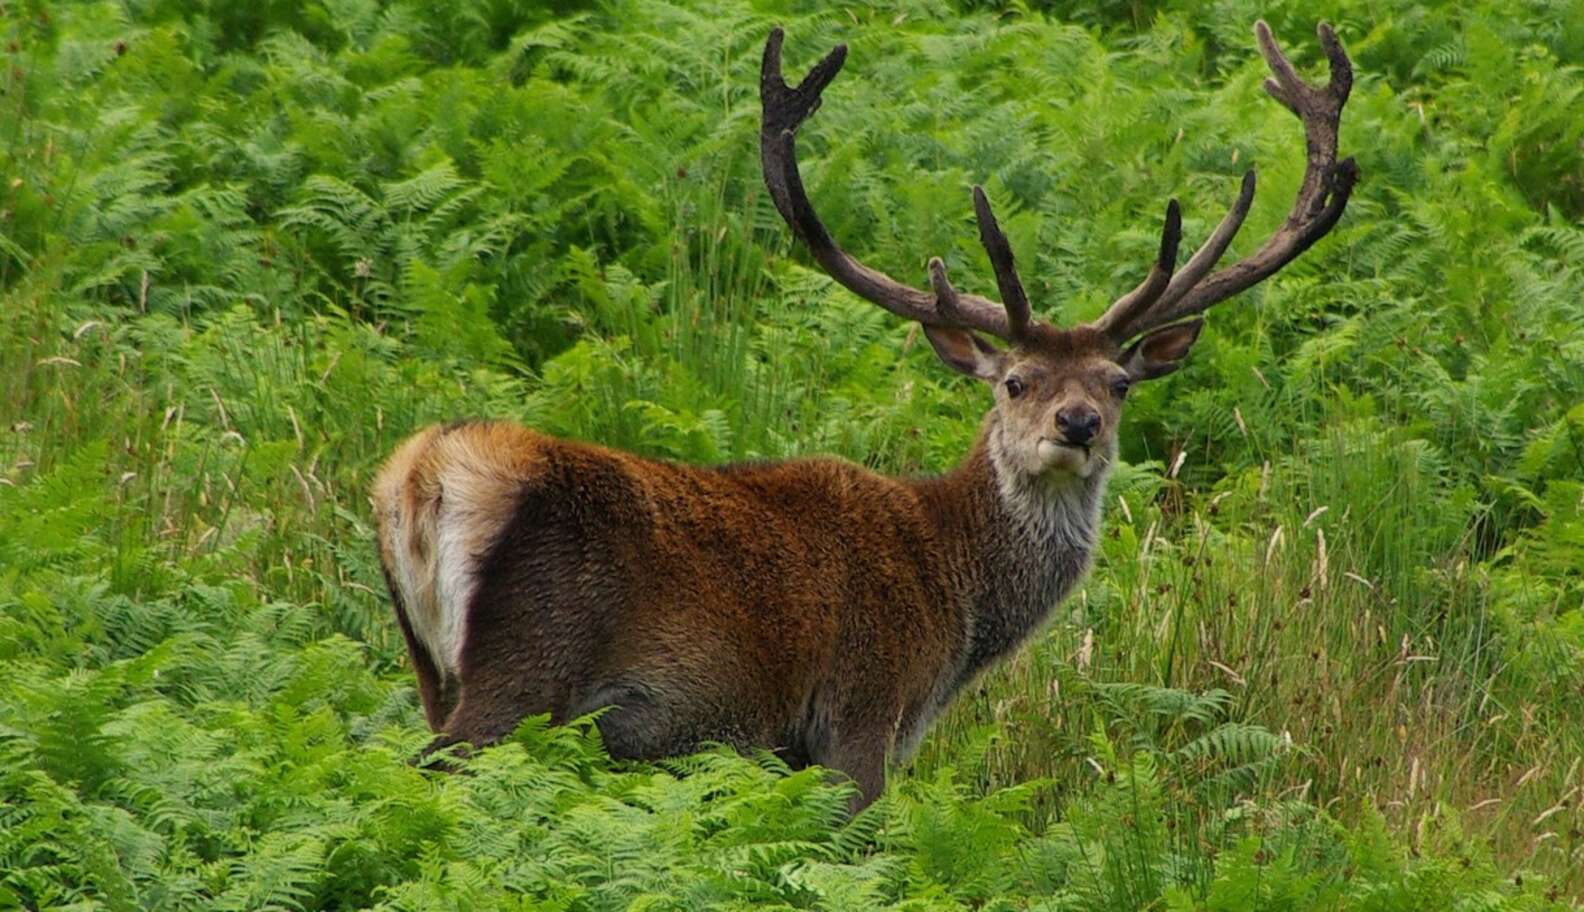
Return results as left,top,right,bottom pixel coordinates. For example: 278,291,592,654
371,327,1202,809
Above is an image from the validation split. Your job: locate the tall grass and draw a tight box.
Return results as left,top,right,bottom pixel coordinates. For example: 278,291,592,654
2,0,1582,906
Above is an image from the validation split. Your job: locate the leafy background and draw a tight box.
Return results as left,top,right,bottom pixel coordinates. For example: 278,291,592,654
2,0,1583,908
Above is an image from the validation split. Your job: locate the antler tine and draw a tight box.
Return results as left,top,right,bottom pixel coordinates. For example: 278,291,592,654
1155,170,1257,308
761,28,850,240
970,186,1032,340
1091,200,1182,341
760,28,1025,342
1100,20,1357,341
928,257,963,322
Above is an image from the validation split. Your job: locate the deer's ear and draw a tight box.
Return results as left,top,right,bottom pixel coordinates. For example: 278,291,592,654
1122,319,1203,381
923,325,1003,381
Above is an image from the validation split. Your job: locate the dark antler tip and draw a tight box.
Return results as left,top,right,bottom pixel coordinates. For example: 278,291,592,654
971,185,1000,231
1160,200,1183,267
1319,27,1353,95
803,43,848,89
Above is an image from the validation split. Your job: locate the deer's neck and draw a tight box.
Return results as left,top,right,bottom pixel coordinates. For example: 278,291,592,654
929,415,1113,683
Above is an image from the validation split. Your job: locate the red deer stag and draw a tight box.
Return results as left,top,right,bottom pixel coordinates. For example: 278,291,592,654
373,21,1355,809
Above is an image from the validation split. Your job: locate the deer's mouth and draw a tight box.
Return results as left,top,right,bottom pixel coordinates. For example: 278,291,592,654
1036,437,1091,472
1041,437,1090,455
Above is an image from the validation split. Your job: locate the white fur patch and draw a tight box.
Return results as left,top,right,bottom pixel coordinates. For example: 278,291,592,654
991,422,1106,545
374,423,543,686
428,505,476,676
380,494,465,681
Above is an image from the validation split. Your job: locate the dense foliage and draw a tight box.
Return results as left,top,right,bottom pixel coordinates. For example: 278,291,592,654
2,0,1582,907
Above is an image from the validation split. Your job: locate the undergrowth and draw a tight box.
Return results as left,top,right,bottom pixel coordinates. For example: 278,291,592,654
1,0,1581,907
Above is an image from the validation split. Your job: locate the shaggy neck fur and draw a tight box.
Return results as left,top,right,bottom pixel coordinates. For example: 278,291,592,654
934,414,1113,685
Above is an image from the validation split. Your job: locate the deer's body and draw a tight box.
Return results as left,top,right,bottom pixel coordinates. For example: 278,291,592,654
374,413,1109,795
374,22,1355,808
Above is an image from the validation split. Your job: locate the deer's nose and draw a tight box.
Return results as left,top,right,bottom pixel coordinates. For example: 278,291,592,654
1057,407,1101,445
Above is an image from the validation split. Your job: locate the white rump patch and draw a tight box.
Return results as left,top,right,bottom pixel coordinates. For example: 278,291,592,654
427,505,477,676
376,423,536,686
383,476,478,681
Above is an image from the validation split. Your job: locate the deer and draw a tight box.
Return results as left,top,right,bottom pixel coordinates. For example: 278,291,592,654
371,21,1355,810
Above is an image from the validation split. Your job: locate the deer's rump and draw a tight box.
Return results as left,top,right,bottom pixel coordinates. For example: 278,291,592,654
372,420,963,764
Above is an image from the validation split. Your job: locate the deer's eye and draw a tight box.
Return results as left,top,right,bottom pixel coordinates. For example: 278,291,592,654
1111,377,1132,398
1004,377,1025,398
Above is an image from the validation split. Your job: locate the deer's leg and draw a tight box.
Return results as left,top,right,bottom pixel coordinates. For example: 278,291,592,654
416,694,520,764
420,661,563,762
405,643,452,732
817,728,890,814
433,675,461,731
573,681,716,761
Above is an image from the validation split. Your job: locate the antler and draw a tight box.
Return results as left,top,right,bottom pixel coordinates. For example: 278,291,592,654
762,28,1031,342
1088,200,1184,339
1093,20,1357,344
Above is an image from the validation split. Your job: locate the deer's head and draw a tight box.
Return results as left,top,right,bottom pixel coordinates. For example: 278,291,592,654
761,23,1355,483
923,319,1201,480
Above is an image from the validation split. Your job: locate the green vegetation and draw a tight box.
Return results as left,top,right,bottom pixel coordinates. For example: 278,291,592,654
3,0,1582,907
